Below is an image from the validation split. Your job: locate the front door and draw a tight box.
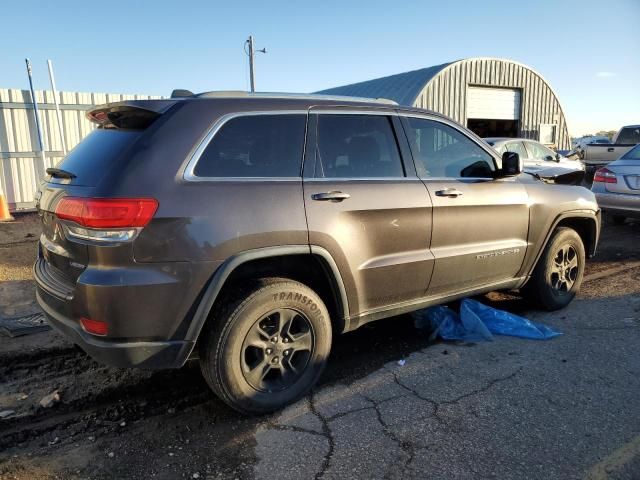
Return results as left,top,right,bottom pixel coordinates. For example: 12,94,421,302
400,115,530,296
303,111,433,316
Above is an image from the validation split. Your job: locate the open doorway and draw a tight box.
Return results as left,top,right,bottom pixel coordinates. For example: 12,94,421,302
467,119,519,138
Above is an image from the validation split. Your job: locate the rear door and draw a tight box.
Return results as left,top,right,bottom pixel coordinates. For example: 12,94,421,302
400,115,529,296
303,109,433,316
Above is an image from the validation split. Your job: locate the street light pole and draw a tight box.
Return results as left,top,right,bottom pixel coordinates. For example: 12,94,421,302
25,58,46,179
245,35,266,93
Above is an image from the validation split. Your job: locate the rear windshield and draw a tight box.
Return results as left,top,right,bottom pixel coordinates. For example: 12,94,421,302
616,127,640,144
622,144,640,160
49,129,142,186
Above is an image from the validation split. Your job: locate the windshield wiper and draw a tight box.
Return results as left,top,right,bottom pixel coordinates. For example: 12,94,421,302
46,168,76,179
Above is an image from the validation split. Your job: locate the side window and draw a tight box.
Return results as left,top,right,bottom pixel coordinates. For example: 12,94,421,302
404,117,495,178
525,141,555,161
315,114,404,178
194,114,306,178
504,142,528,159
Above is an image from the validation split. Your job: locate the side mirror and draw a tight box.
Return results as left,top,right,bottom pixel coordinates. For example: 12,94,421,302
500,151,522,177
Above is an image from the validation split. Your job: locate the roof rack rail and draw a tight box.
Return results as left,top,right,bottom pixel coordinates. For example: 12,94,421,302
194,91,398,105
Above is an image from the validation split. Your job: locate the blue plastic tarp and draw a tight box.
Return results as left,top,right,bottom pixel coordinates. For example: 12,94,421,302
412,299,562,341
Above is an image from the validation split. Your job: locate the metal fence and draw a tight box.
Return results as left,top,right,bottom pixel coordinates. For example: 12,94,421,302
0,88,161,211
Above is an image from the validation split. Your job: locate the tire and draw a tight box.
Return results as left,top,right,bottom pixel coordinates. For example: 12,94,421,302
199,278,332,415
521,227,585,311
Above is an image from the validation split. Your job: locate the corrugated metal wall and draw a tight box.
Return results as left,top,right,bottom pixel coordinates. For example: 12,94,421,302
0,88,161,211
412,58,570,150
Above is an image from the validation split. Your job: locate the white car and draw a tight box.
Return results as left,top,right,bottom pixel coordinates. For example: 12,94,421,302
485,138,585,185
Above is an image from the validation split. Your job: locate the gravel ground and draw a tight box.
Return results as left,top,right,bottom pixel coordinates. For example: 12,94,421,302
0,213,638,479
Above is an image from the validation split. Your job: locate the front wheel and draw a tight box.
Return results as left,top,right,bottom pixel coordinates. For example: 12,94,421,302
521,227,586,311
199,278,332,415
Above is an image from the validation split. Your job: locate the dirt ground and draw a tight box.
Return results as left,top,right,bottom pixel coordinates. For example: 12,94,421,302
0,212,639,479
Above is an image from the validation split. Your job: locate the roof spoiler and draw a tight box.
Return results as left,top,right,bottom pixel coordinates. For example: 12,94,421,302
86,100,178,129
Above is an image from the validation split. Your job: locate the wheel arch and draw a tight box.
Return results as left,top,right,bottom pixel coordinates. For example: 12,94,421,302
180,245,349,365
527,210,600,280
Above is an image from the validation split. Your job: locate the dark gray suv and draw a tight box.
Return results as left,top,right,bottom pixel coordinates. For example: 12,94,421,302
34,93,600,414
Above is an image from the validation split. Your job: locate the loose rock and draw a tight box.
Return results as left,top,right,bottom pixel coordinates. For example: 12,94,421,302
39,390,61,408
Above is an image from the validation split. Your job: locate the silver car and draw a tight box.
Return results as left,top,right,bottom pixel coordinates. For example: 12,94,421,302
591,144,640,223
485,138,585,185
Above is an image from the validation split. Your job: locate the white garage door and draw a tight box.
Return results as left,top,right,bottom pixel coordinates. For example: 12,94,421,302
467,86,521,120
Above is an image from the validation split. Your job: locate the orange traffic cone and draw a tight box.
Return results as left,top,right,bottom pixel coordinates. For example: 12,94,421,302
0,190,13,222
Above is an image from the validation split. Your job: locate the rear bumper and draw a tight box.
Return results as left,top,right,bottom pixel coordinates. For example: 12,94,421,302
35,282,195,370
594,192,640,218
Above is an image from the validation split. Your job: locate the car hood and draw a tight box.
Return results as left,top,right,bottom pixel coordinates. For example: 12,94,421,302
524,164,585,185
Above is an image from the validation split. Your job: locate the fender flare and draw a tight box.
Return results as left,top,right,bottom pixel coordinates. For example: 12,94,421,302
179,245,349,363
524,209,600,281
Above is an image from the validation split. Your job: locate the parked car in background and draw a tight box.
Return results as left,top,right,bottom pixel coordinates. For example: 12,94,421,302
581,125,640,178
34,92,600,414
573,136,611,159
591,143,640,224
485,138,585,185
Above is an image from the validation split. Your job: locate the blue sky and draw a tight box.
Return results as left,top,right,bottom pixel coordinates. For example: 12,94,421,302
1,0,638,136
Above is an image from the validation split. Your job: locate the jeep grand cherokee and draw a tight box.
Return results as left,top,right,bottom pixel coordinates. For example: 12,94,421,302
34,92,600,414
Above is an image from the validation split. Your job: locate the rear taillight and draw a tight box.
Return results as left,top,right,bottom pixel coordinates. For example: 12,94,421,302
55,197,158,243
80,317,108,336
593,168,617,184
56,197,158,228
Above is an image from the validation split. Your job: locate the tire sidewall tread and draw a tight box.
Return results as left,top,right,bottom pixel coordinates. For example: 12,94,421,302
199,278,331,415
524,227,585,311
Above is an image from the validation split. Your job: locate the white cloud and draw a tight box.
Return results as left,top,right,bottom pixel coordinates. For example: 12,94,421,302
596,72,617,78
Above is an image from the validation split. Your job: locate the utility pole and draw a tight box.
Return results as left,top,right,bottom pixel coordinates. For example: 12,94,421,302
245,35,266,93
25,58,46,179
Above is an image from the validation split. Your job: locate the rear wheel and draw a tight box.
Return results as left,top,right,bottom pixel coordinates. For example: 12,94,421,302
199,278,332,415
521,227,585,311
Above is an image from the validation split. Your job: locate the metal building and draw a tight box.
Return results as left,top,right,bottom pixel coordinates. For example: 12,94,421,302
0,88,160,211
317,57,570,150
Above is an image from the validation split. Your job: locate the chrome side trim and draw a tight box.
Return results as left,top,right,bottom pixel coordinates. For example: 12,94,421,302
309,108,398,116
183,110,308,182
304,177,413,182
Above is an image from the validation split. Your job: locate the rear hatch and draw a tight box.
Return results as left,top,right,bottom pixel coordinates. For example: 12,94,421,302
36,100,176,289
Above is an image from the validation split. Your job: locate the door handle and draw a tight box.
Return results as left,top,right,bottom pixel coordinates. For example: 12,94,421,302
435,188,464,198
312,191,351,202
607,147,615,152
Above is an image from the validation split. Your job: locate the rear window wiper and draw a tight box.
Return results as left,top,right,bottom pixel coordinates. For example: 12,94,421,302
46,168,76,179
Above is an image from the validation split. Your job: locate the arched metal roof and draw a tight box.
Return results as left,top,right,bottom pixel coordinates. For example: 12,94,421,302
315,61,454,105
315,57,570,150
